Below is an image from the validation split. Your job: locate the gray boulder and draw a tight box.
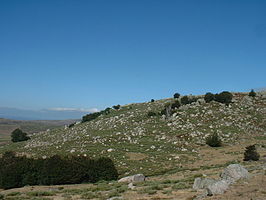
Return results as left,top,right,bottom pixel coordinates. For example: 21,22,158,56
128,182,136,190
207,180,230,195
193,178,217,190
118,174,145,183
220,164,250,184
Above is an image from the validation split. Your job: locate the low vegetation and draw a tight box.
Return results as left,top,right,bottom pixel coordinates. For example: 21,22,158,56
0,152,118,189
206,133,222,147
244,144,260,161
11,128,30,143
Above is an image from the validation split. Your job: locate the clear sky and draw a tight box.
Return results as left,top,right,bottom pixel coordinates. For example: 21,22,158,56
0,0,265,113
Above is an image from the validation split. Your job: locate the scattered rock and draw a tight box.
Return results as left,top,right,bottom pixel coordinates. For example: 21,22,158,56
107,197,123,200
220,164,250,184
193,178,217,190
128,182,136,189
118,174,145,183
206,180,230,195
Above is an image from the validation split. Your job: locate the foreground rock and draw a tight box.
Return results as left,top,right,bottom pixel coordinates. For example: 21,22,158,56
118,174,145,183
193,164,250,198
193,178,217,190
220,164,250,184
206,180,230,195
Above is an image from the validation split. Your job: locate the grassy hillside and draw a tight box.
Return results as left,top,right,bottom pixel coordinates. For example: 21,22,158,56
1,92,265,178
0,119,76,145
0,92,266,200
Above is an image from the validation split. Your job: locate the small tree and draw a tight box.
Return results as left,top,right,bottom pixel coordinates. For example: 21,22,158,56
204,92,215,103
11,129,30,143
173,93,180,99
243,144,260,161
112,105,120,110
151,99,155,102
206,133,222,147
248,89,256,97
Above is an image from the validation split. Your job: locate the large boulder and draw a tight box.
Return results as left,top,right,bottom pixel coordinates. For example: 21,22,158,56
118,174,145,183
206,180,230,195
220,164,250,184
193,178,217,190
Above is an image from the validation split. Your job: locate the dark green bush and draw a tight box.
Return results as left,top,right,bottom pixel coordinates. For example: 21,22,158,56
243,144,260,161
214,91,233,105
151,99,155,102
82,112,102,123
248,89,256,97
0,152,118,189
113,105,120,110
206,133,222,147
147,111,157,117
204,92,215,103
103,107,112,114
173,93,180,99
171,100,181,109
180,96,189,105
68,123,75,128
11,128,30,143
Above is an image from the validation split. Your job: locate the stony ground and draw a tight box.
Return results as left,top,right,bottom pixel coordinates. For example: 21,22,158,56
0,92,265,199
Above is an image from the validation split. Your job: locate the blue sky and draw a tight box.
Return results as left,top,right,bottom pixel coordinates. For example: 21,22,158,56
0,0,265,117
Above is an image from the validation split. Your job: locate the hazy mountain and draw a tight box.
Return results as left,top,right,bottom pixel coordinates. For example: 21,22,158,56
0,107,95,120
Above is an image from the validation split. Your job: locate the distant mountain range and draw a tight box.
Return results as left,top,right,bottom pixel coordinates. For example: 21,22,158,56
0,107,94,120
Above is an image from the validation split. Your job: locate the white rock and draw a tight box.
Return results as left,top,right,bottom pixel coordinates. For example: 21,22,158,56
220,164,250,184
207,180,230,195
118,174,145,183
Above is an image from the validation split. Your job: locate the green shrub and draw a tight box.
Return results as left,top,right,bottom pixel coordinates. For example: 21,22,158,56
243,144,260,161
206,133,222,147
173,93,180,99
248,89,256,97
82,112,102,123
171,100,181,109
103,107,112,114
147,111,157,117
0,194,4,200
113,105,121,110
11,128,30,143
214,91,233,105
181,96,189,105
204,92,215,103
151,99,155,102
68,123,75,128
0,152,118,189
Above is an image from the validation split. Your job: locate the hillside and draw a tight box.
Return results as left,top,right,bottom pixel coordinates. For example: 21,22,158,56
1,92,265,177
0,119,76,146
0,92,266,199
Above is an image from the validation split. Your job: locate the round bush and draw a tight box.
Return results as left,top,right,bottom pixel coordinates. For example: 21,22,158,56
206,133,222,147
204,92,215,103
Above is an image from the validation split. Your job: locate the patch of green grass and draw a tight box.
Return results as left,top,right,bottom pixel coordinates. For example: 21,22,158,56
26,191,56,197
171,182,189,190
255,136,266,140
6,192,22,196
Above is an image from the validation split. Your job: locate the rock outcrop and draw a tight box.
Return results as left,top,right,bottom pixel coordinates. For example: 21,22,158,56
193,164,250,198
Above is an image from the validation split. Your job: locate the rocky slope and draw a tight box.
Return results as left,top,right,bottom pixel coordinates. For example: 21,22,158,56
1,92,265,178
